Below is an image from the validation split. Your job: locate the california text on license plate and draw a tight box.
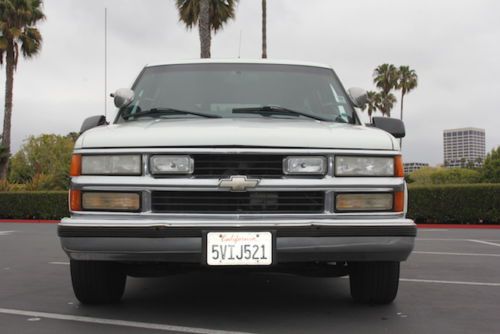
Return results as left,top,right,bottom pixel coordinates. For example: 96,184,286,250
206,232,273,266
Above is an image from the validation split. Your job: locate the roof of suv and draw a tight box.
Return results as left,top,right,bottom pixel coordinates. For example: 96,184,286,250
146,59,333,70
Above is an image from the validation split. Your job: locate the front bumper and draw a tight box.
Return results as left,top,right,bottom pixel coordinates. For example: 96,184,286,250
58,217,416,263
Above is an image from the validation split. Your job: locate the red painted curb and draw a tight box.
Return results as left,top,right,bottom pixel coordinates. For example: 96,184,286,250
0,219,60,224
417,224,500,229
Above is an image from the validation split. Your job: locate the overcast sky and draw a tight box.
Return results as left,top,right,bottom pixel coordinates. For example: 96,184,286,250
1,0,499,164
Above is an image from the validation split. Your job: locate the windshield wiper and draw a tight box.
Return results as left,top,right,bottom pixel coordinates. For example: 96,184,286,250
232,106,329,121
123,107,221,120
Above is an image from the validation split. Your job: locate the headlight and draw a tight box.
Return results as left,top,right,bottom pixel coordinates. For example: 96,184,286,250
335,156,400,176
150,155,194,175
81,192,141,211
283,156,327,175
81,155,141,175
335,193,393,211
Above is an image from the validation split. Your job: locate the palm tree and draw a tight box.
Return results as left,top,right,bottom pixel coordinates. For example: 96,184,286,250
0,0,45,180
363,91,380,122
176,0,238,58
373,63,398,95
378,92,397,117
261,0,267,58
396,65,418,121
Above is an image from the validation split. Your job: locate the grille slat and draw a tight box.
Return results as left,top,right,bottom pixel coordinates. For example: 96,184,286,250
192,154,285,178
151,191,325,214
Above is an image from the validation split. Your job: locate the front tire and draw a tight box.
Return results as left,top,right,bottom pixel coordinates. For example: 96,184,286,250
349,261,400,304
70,260,126,304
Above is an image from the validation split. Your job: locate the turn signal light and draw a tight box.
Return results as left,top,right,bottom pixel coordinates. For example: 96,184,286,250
70,154,81,177
394,155,404,177
69,190,82,211
393,191,405,212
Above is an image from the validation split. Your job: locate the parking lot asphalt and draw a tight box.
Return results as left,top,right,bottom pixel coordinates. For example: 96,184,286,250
1,223,500,334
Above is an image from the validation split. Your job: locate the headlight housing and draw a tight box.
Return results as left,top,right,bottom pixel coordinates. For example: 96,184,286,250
81,192,141,211
150,155,194,175
335,193,393,212
80,155,142,175
283,156,327,175
335,156,402,177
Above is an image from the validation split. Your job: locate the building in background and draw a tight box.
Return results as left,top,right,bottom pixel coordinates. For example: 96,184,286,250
404,162,429,175
443,127,485,168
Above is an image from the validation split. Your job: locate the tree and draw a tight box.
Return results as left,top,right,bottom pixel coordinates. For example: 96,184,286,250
373,64,398,95
396,65,418,121
176,0,238,58
0,0,45,180
0,135,8,167
261,0,266,58
8,134,75,190
362,91,380,122
482,147,500,183
378,92,397,117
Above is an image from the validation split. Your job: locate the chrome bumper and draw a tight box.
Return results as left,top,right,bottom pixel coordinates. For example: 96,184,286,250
58,217,416,263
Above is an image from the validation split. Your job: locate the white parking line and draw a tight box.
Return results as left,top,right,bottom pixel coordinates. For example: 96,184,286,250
0,308,253,334
48,262,70,265
0,231,16,236
418,229,449,232
400,278,500,287
468,239,500,247
413,251,500,257
418,238,468,241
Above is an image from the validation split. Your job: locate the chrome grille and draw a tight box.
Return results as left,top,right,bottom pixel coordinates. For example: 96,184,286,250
151,191,325,214
192,154,284,178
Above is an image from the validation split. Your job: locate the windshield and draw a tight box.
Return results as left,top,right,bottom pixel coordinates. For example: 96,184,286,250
116,63,355,123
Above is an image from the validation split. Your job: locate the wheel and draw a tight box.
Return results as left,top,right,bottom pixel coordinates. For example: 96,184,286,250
70,260,126,304
348,261,400,304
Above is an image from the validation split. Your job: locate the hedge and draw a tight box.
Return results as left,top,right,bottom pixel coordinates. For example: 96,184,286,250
0,184,499,223
407,184,500,224
0,191,68,220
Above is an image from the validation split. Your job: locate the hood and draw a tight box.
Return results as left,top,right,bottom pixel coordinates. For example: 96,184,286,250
76,118,396,150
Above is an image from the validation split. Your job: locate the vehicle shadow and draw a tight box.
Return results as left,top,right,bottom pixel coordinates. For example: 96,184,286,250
79,271,399,333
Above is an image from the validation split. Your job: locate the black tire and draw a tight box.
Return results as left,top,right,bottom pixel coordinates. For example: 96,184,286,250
349,261,400,304
70,260,126,304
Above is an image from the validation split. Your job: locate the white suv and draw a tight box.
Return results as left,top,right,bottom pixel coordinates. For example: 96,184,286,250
59,59,415,305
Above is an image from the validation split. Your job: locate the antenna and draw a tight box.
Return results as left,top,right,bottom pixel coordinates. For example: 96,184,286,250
104,7,108,118
238,30,242,58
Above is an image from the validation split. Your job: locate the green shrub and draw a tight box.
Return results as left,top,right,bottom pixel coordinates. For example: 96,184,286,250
407,184,500,224
0,185,499,223
410,167,482,184
0,191,68,220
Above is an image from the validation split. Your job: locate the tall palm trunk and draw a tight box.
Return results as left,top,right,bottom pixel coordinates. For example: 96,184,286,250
400,91,405,121
0,43,15,180
199,0,211,58
261,0,267,58
399,91,405,148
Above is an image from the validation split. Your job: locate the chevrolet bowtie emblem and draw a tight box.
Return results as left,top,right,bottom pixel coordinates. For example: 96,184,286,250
218,175,260,192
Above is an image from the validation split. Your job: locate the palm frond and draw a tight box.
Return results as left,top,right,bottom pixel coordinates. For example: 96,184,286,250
19,26,42,58
373,63,398,94
175,0,238,32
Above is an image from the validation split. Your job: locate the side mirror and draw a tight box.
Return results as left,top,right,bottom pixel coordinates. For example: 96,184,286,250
110,88,135,108
80,115,107,134
372,117,406,138
347,87,368,108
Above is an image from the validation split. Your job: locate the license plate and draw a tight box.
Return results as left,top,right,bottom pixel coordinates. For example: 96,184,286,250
206,232,273,266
